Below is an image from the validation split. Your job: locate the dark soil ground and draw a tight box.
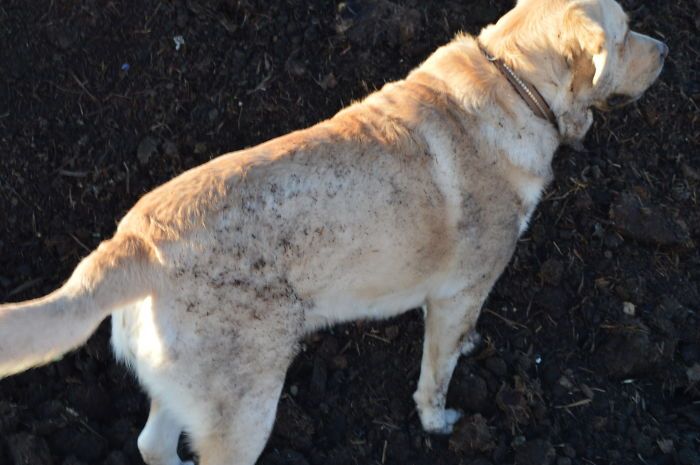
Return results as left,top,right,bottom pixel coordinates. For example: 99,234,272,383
1,0,699,464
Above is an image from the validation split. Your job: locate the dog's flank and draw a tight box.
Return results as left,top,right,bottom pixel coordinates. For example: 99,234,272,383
0,0,666,464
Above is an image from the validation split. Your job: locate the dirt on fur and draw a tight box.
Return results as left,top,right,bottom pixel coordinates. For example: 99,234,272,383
1,1,699,464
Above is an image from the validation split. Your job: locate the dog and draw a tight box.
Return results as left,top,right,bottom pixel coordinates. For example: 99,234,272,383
0,0,667,464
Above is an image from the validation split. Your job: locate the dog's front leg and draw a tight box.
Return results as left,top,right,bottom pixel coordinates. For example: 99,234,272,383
413,291,483,434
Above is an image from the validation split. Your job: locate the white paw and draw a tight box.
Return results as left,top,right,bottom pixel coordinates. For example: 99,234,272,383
460,331,482,356
419,407,463,434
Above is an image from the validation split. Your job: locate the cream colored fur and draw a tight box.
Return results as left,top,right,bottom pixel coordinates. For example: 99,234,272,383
0,1,666,464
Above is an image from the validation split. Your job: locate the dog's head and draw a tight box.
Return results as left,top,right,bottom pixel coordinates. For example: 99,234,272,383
480,0,667,144
560,0,668,111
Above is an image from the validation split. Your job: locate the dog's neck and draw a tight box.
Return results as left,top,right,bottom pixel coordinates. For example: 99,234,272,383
478,31,593,148
478,42,559,132
412,35,565,179
468,39,563,179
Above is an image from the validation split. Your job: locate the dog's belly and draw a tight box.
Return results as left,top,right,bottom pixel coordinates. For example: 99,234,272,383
304,281,431,329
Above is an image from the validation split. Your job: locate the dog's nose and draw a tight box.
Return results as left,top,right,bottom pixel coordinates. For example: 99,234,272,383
658,42,669,60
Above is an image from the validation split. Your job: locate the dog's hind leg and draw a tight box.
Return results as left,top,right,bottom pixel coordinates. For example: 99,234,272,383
191,367,288,465
135,282,304,465
138,399,194,465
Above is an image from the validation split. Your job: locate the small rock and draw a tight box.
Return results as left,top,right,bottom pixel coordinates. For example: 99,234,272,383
285,56,306,77
193,143,207,155
604,232,624,249
542,364,560,386
319,72,337,90
448,414,495,453
531,401,548,421
330,355,348,370
162,140,179,158
102,450,129,465
657,438,674,454
317,336,339,360
303,24,319,43
534,287,570,313
679,447,700,465
326,413,347,446
562,444,576,458
687,363,700,383
173,35,185,51
558,376,574,390
46,27,75,51
384,325,400,341
450,373,489,413
469,459,493,465
385,431,412,463
622,301,636,316
61,457,87,465
539,258,564,286
397,9,421,44
259,449,309,465
485,357,507,377
574,190,594,209
610,192,691,247
388,397,407,421
679,405,700,427
592,416,608,431
274,398,315,450
679,343,700,365
106,418,133,447
6,433,54,465
681,163,700,181
68,385,111,421
580,383,595,399
496,385,530,426
515,439,555,465
137,136,159,165
0,401,20,432
336,0,421,49
309,356,327,400
176,6,189,28
531,223,547,244
492,441,509,463
49,426,107,462
597,319,677,378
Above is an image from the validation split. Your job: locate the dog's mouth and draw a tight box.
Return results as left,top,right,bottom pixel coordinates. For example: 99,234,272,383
595,93,637,112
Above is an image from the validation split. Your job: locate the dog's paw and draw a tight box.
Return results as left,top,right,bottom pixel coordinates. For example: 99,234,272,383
460,330,482,356
419,407,463,435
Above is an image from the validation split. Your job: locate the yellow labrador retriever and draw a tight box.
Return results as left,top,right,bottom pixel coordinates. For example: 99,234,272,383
0,0,667,464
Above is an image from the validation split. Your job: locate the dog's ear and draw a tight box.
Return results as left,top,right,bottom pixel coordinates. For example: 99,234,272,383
562,2,608,88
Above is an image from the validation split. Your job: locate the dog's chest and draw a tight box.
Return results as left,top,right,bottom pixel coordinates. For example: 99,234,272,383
514,175,545,235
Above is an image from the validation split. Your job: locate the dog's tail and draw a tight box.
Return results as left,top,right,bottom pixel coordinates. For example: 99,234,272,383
0,233,158,377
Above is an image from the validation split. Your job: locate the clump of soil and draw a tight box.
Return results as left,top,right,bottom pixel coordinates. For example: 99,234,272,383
1,0,698,464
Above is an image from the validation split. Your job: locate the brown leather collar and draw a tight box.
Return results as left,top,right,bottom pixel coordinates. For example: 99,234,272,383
479,43,559,131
